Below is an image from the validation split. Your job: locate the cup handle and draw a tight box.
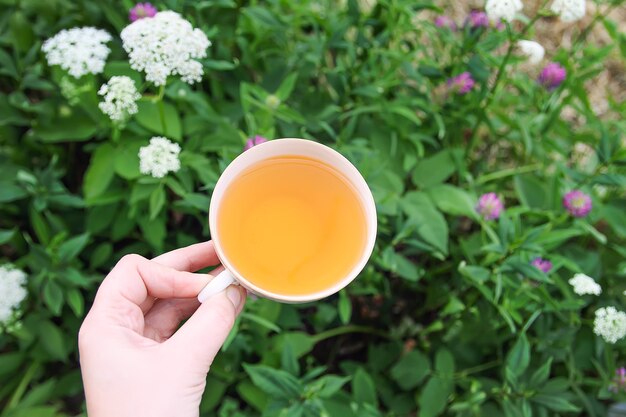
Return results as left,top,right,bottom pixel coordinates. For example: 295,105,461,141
198,269,238,303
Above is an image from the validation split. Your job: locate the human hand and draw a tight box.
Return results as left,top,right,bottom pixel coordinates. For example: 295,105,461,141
79,241,246,417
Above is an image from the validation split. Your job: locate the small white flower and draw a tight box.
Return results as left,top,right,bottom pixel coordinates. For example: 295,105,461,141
550,0,585,23
568,273,601,296
517,40,545,65
0,265,28,326
139,137,181,178
594,306,626,344
485,0,524,22
121,11,211,86
42,27,112,78
265,94,281,110
98,76,141,122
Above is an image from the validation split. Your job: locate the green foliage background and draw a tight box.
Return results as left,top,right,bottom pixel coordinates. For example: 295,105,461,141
1,0,626,416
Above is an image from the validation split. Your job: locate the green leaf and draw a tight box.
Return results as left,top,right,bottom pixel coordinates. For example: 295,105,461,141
382,247,423,281
37,321,68,362
10,12,35,52
338,290,352,324
353,368,378,406
35,111,99,142
540,377,569,394
502,259,552,283
275,73,298,101
412,149,461,188
182,193,211,211
43,281,64,316
514,175,547,209
277,332,315,358
314,375,351,398
104,61,143,85
130,182,158,204
114,141,142,180
84,144,116,200
426,184,477,219
241,312,282,333
577,221,607,245
435,348,455,377
0,352,24,377
90,242,113,269
531,395,580,412
506,334,530,377
0,49,18,79
204,59,237,70
58,233,90,263
390,350,431,390
458,263,491,283
243,364,303,400
135,100,182,140
5,406,62,417
417,376,453,417
529,357,552,387
30,207,50,244
0,228,16,244
66,288,84,317
243,6,283,27
149,185,166,220
401,192,449,254
235,380,268,412
0,181,27,202
281,343,300,376
200,376,228,412
534,228,584,249
138,216,166,251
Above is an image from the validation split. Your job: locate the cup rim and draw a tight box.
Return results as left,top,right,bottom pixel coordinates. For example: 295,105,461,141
209,138,377,303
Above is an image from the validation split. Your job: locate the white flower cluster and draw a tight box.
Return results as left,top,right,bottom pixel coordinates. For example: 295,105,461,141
0,265,28,326
98,76,141,122
139,137,181,178
550,0,586,23
42,27,112,78
517,40,545,65
594,307,626,344
568,273,601,296
121,11,211,86
485,0,524,22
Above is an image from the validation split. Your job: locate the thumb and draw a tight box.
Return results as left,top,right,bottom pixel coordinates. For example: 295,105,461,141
167,285,246,370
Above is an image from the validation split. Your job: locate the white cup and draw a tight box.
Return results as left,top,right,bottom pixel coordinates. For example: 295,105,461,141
197,138,377,304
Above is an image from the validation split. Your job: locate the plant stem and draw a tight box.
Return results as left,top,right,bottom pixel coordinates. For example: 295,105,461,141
3,361,39,414
476,164,542,184
466,1,549,158
112,126,121,143
456,360,501,378
157,84,168,136
466,26,516,158
312,325,390,344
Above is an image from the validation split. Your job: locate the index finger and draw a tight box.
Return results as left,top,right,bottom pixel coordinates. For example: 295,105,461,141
152,241,220,272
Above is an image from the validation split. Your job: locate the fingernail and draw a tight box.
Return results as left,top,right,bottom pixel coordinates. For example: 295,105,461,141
226,285,242,308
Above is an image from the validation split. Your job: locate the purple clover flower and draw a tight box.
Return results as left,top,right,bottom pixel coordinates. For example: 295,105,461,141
447,72,475,95
563,190,592,217
531,257,553,273
476,193,504,220
466,11,490,29
435,15,457,30
129,2,157,22
538,62,566,90
244,135,268,152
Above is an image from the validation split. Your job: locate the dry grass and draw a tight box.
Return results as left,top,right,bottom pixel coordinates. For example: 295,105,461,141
434,0,626,120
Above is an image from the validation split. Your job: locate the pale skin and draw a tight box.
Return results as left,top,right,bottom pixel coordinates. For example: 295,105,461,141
78,241,246,417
